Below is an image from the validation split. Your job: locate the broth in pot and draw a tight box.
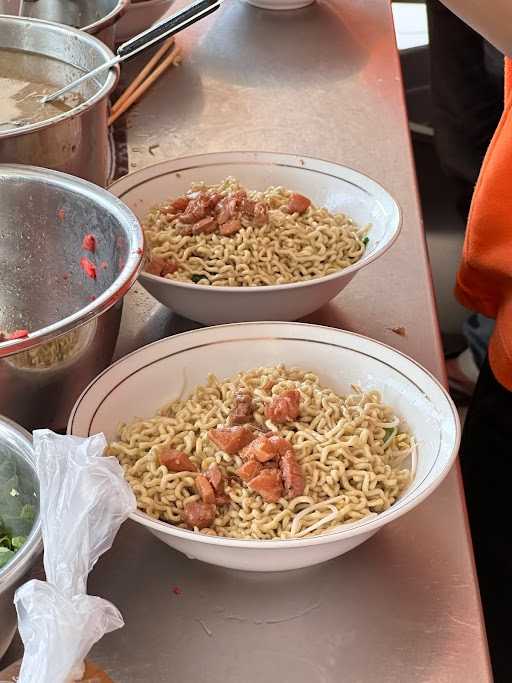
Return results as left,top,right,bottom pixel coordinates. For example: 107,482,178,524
0,48,84,132
0,14,118,187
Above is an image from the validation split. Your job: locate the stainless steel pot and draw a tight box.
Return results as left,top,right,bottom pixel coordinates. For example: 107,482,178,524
0,16,118,187
0,0,129,48
0,165,143,431
0,416,41,661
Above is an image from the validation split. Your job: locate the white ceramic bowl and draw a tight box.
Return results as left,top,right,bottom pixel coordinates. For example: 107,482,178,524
242,0,314,9
116,0,174,43
109,152,402,324
68,322,460,572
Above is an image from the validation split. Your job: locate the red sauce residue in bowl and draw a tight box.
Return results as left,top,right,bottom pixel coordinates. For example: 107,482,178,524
80,257,97,280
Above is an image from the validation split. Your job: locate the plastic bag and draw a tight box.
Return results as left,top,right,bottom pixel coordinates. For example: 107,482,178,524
14,430,136,683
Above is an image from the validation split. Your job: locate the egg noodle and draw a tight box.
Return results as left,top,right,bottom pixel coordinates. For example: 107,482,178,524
107,366,413,540
8,329,80,370
143,177,368,287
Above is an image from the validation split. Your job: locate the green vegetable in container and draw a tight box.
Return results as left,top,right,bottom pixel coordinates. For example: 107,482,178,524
191,272,218,284
0,454,36,569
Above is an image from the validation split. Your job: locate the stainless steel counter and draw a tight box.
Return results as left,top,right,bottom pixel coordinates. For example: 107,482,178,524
87,1,492,680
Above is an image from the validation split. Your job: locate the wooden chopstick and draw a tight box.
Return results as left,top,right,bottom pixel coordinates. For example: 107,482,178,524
108,45,182,127
111,36,175,115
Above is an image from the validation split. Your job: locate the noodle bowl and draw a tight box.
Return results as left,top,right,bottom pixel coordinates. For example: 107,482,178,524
111,152,403,324
143,177,368,287
107,365,413,540
68,322,460,570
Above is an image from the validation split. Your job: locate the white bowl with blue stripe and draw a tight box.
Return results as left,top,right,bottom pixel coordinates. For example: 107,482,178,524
68,322,460,571
109,151,402,325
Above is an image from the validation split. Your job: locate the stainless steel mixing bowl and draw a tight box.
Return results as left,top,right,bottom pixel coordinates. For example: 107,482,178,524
0,415,41,661
0,0,129,48
0,16,118,187
0,165,143,431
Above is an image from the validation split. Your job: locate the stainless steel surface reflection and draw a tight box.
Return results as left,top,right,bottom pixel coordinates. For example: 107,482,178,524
84,0,493,680
1,314,122,430
0,165,143,430
0,0,129,47
0,16,118,186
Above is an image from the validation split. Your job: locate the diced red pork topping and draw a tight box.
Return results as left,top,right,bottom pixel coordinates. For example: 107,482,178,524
195,474,216,504
253,202,268,225
240,435,279,463
163,196,190,214
145,256,178,276
247,468,283,503
287,193,311,214
158,448,197,472
206,464,229,505
179,195,211,224
205,463,222,492
208,426,256,454
229,389,254,425
192,216,217,235
215,195,238,225
265,389,301,423
165,188,270,239
182,501,216,529
219,218,241,236
280,451,305,498
266,435,294,457
236,459,263,482
156,376,307,529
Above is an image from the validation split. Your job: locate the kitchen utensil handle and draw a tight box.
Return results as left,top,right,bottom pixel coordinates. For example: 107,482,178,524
118,0,220,59
42,0,221,104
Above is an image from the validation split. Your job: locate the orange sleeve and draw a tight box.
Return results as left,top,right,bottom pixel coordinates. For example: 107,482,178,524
455,57,512,387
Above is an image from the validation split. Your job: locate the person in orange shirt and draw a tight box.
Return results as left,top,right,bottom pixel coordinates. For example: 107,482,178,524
435,1,512,679
426,0,503,396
